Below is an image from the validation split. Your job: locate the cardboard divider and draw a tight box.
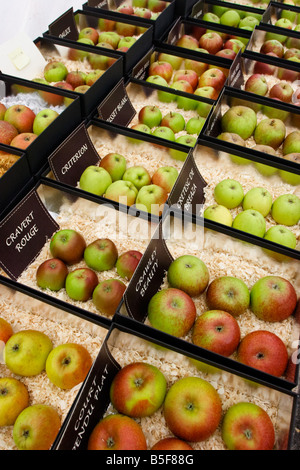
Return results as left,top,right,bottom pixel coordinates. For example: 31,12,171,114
116,207,300,391
82,0,176,40
52,321,299,450
43,8,154,75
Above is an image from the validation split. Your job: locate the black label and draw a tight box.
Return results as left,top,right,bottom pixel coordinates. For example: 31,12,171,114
87,0,109,8
97,79,136,127
132,48,154,81
0,189,59,280
191,0,203,19
48,123,101,186
167,18,183,46
54,341,120,450
123,223,174,321
48,8,79,40
169,152,207,215
227,51,244,89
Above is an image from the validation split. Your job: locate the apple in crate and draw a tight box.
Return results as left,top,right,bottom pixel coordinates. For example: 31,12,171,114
79,165,112,196
151,166,178,193
151,437,193,450
0,120,18,145
237,330,288,377
271,193,300,226
135,184,168,216
116,250,143,280
0,317,13,343
222,402,275,450
250,275,297,322
0,103,6,119
221,106,257,140
65,268,98,302
78,27,99,45
36,258,68,292
122,166,151,191
139,105,162,129
147,287,196,337
167,254,209,297
10,132,37,149
50,229,86,265
93,279,126,316
33,109,59,136
161,112,185,133
242,187,272,217
100,153,127,181
244,74,268,96
198,32,223,54
204,204,233,226
88,414,147,450
4,329,53,377
105,180,138,206
214,178,244,209
44,61,68,82
110,362,167,417
283,131,300,155
164,376,222,442
0,377,29,426
232,209,266,238
264,225,297,252
206,276,250,317
176,35,199,50
84,238,118,272
66,70,87,88
192,310,241,357
279,154,300,185
4,104,35,133
198,68,226,91
13,404,61,451
46,343,92,389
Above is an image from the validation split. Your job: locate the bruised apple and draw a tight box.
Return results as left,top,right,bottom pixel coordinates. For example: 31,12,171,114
92,279,126,316
50,229,86,265
110,362,167,417
87,414,147,450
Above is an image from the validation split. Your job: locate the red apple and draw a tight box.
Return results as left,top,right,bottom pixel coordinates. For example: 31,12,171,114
151,437,193,450
79,27,99,45
36,258,68,291
244,74,268,96
192,310,241,357
206,276,250,317
224,39,244,54
199,32,223,54
260,39,284,58
88,414,147,450
277,66,299,82
198,67,226,91
10,133,37,149
0,103,7,120
176,35,199,50
148,61,173,82
0,317,13,343
237,330,288,377
269,82,294,102
4,104,35,133
66,71,87,89
92,278,126,316
117,5,134,15
0,120,17,145
173,69,199,90
194,86,219,100
116,250,143,280
98,18,116,31
253,59,277,75
184,58,208,76
216,48,237,60
50,229,86,265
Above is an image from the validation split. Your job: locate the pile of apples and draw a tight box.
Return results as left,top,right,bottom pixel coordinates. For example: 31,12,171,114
201,5,262,32
244,67,299,104
79,151,179,215
146,254,298,379
87,360,276,450
0,317,93,450
204,178,300,249
35,228,143,316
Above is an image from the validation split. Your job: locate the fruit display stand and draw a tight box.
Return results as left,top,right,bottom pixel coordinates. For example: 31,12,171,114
261,0,300,31
116,208,300,391
39,119,191,221
51,321,299,450
0,275,109,450
82,0,177,40
42,8,154,75
0,179,156,330
0,74,82,176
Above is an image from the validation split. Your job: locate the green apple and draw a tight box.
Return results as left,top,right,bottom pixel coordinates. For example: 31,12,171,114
254,118,286,149
264,225,296,250
138,105,162,129
214,179,244,209
151,166,179,193
204,204,233,226
32,109,59,135
232,209,266,237
175,135,197,147
167,254,209,297
135,184,168,216
283,131,300,155
0,377,29,426
279,154,300,185
271,194,300,226
4,330,53,376
186,116,206,135
161,112,186,133
98,31,120,49
65,267,99,301
84,238,118,272
158,52,183,70
13,404,61,450
122,166,151,191
105,180,138,206
46,343,92,389
221,106,257,140
151,126,175,142
100,153,127,181
242,187,273,217
79,165,112,196
220,10,240,27
44,61,68,83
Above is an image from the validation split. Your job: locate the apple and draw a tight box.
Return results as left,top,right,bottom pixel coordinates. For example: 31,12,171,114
0,317,13,343
105,180,138,206
50,229,86,265
244,74,268,96
88,52,109,70
4,104,35,133
36,258,68,291
284,48,300,59
151,126,176,141
186,116,206,135
260,39,284,57
216,48,237,60
220,10,240,27
161,111,185,133
146,73,169,87
85,70,105,86
74,85,90,94
277,66,299,82
224,38,245,54
173,135,197,151
173,69,199,90
148,0,167,12
65,268,98,302
254,118,286,150
269,82,294,103
0,120,18,145
233,209,266,237
0,103,6,119
222,402,275,450
147,287,196,337
84,238,118,272
79,165,112,196
262,102,290,122
46,342,92,389
242,187,273,217
79,27,99,44
214,179,244,209
132,0,147,8
151,438,193,450
206,276,250,317
136,182,167,212
167,255,209,297
110,361,167,417
283,131,300,155
67,42,92,61
98,18,116,31
87,414,147,450
204,204,233,226
175,93,198,112
192,310,241,357
198,68,226,92
239,15,260,29
93,279,126,315
151,166,178,193
32,109,59,136
184,57,208,76
10,132,37,149
279,154,300,185
253,59,277,75
163,376,222,442
271,193,300,226
0,377,29,427
264,225,297,250
176,35,199,50
118,37,137,49
100,153,127,181
98,31,120,49
4,329,53,376
44,61,68,82
250,275,297,322
221,106,257,140
130,123,151,139
13,404,61,451
237,330,288,377
203,12,220,23
148,61,173,82
96,42,114,50
115,20,137,36
217,132,245,150
198,32,223,54
116,250,143,280
138,105,162,128
134,7,151,19
194,89,215,117
158,52,183,70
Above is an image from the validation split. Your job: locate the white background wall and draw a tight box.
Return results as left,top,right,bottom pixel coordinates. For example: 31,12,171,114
0,0,85,44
